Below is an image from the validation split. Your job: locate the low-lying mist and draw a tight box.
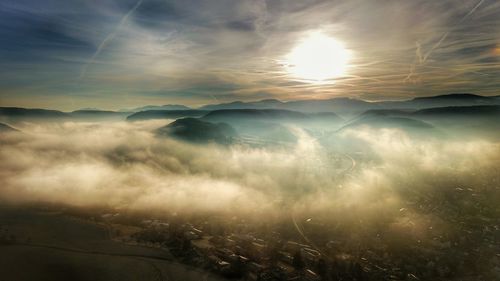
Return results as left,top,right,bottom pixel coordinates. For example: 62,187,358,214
1,121,498,222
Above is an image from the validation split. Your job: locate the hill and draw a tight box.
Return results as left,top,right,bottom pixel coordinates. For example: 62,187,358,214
199,98,375,116
357,105,500,119
0,107,70,118
201,109,344,144
198,94,500,115
0,107,133,122
412,105,500,133
341,116,435,131
127,110,209,121
413,105,500,117
156,118,237,144
354,109,414,119
202,109,309,121
351,105,500,138
199,99,283,111
202,109,343,123
70,110,131,121
122,104,191,112
284,98,377,115
376,93,498,109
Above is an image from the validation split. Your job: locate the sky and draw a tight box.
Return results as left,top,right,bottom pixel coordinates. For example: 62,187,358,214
0,0,499,111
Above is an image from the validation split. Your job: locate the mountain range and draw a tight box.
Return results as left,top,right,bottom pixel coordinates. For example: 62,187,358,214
126,110,208,121
197,93,500,116
120,104,191,112
1,94,499,140
2,93,498,121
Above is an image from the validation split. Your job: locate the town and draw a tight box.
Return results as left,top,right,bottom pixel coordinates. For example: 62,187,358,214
90,203,498,281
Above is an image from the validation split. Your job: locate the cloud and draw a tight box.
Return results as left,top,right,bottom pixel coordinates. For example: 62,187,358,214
2,0,500,109
79,0,144,80
1,120,499,278
0,121,498,230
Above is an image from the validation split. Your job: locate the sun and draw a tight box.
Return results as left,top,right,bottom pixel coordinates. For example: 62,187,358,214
286,32,351,82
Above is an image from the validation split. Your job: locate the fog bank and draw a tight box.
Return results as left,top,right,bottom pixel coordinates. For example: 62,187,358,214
0,121,498,225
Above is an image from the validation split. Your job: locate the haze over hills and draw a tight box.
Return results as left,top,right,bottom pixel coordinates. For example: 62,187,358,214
198,97,373,115
339,116,437,136
126,110,209,121
2,93,499,120
348,105,500,139
356,104,500,119
120,104,192,112
379,93,499,110
199,99,285,111
0,108,133,122
203,109,317,121
0,107,71,122
2,94,499,141
412,105,500,135
70,110,132,121
201,109,345,142
413,104,500,117
355,105,500,121
1,94,499,141
197,93,500,116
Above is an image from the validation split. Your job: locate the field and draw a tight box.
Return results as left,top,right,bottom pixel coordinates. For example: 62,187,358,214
0,206,227,281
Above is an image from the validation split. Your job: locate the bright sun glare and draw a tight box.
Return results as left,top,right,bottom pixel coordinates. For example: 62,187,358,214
286,32,351,82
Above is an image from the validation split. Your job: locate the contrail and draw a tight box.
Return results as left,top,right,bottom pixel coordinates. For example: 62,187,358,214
459,0,485,23
405,0,485,82
422,0,484,63
422,31,449,63
80,0,144,79
404,41,423,82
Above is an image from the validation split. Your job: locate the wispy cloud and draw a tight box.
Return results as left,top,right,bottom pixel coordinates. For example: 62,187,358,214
79,0,144,80
1,0,500,109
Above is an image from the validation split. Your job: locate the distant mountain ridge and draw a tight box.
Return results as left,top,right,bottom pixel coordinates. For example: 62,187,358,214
0,107,130,122
127,110,209,121
121,104,191,112
340,116,435,131
199,97,374,115
0,107,71,122
413,93,483,100
70,110,131,118
201,109,343,124
197,93,500,115
203,109,310,120
348,105,500,137
413,105,500,117
2,93,499,123
0,107,70,118
357,105,500,119
199,99,284,111
394,93,496,108
200,109,344,144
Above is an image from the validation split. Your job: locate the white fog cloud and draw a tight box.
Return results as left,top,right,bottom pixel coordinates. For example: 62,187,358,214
0,122,498,229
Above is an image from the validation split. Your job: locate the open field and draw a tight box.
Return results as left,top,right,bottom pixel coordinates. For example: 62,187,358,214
0,206,227,281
